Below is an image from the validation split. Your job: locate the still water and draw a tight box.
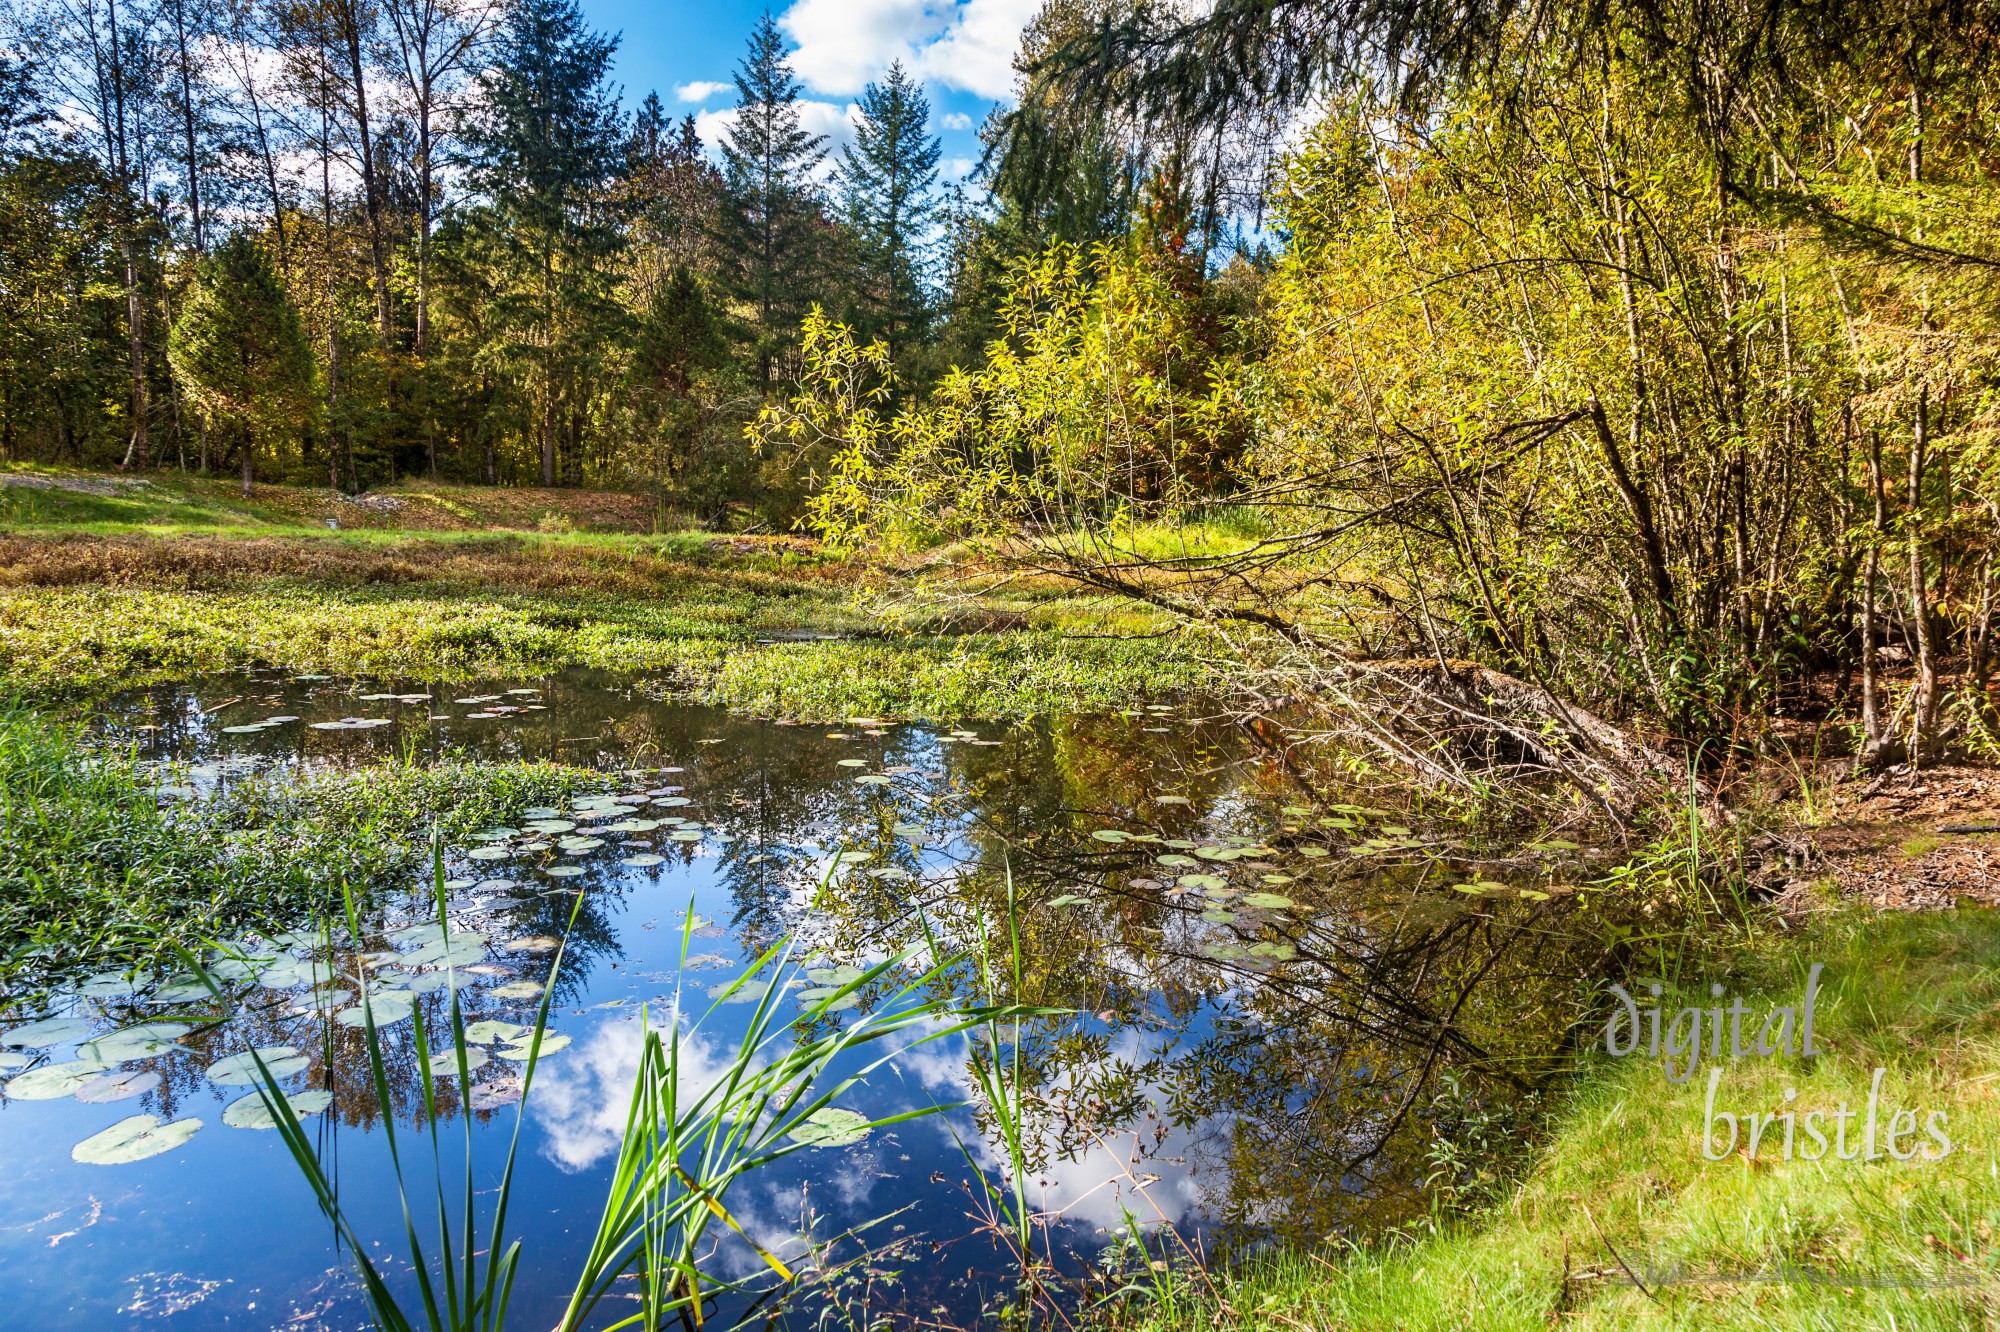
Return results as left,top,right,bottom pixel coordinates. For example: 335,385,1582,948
0,669,1598,1328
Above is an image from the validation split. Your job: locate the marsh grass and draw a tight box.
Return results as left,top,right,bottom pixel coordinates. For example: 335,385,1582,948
1109,908,2000,1330
0,576,1202,716
0,707,604,989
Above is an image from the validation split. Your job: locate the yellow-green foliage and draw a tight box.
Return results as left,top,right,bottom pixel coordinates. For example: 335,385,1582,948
762,243,1254,552
1125,910,2000,1330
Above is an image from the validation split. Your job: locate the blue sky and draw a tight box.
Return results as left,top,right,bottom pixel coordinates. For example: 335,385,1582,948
577,0,1040,185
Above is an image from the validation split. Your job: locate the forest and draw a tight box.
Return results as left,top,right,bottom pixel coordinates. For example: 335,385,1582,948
0,0,1073,521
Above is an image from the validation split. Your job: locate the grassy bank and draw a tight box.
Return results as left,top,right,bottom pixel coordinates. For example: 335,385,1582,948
0,463,675,533
1121,906,2000,1329
0,484,1207,718
0,707,608,991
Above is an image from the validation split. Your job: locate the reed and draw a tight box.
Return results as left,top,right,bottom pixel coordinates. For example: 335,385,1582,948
181,836,1049,1331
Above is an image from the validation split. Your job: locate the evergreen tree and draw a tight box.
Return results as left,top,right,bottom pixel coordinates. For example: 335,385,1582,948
718,13,825,391
166,232,312,494
835,61,941,360
461,0,625,485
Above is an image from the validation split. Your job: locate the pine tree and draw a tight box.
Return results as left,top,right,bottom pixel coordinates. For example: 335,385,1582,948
835,61,941,359
167,232,312,494
718,13,826,391
461,0,626,485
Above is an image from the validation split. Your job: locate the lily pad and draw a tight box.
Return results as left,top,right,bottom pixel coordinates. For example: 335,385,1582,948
806,965,865,985
490,980,545,1001
406,938,489,969
786,1107,871,1148
462,1020,529,1045
494,1032,570,1060
77,1023,190,1064
708,980,772,1003
1298,847,1330,858
426,1048,490,1077
854,775,890,786
1046,893,1091,907
544,864,585,878
7,1058,114,1100
1,1016,92,1048
468,847,512,862
836,759,867,768
222,1089,332,1129
1089,830,1130,843
75,1069,162,1103
207,1047,309,1085
469,1081,523,1111
1200,910,1238,925
525,819,577,834
334,993,415,1028
1239,892,1296,910
621,854,665,867
502,935,560,953
72,1114,203,1164
668,831,704,842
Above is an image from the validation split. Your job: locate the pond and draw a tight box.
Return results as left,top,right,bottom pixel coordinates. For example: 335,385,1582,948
0,668,1607,1329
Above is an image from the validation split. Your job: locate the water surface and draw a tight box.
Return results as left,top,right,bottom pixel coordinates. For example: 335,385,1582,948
0,669,1597,1328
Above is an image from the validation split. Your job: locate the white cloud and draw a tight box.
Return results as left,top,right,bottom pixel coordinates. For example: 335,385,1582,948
943,156,977,180
909,0,1042,100
675,80,734,103
780,0,948,97
778,0,1038,103
940,111,975,131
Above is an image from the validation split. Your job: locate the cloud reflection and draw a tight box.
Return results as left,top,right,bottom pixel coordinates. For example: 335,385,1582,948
530,1008,755,1172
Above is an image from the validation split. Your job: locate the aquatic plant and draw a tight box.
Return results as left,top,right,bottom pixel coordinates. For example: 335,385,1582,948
187,837,1048,1331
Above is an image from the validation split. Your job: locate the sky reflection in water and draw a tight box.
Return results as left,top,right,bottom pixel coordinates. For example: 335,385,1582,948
0,668,1591,1328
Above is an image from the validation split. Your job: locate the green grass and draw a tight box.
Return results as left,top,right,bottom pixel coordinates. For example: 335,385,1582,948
0,476,1209,719
0,580,1205,717
1109,908,2000,1330
0,707,608,991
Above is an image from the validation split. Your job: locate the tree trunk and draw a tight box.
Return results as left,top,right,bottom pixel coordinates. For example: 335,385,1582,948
241,439,254,497
541,402,555,486
1859,429,1887,763
1907,389,1939,758
119,232,148,470
169,0,203,253
340,8,394,349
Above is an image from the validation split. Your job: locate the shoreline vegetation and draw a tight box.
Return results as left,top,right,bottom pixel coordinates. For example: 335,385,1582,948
0,468,1209,719
1117,909,2000,1331
0,705,611,989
